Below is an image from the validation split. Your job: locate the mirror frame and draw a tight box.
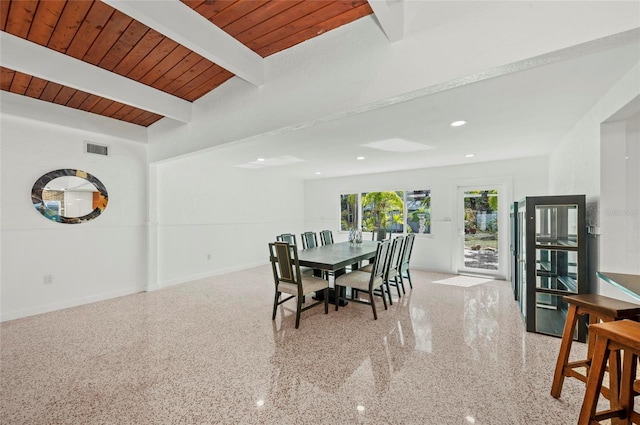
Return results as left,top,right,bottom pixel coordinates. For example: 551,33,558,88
31,169,108,224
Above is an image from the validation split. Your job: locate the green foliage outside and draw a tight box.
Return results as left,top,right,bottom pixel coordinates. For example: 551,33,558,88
464,190,498,235
361,191,404,232
340,194,358,231
407,194,431,234
464,190,499,250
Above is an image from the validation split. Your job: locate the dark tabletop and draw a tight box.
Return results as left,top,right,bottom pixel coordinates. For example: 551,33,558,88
297,241,379,271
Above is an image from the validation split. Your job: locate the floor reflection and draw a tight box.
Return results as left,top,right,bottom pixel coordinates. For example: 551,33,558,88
1,267,589,424
464,285,500,360
410,305,434,353
269,316,394,398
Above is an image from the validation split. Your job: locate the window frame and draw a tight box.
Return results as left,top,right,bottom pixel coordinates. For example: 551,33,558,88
339,189,432,236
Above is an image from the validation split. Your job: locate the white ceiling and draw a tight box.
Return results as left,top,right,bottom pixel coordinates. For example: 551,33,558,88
2,2,638,181
215,37,639,179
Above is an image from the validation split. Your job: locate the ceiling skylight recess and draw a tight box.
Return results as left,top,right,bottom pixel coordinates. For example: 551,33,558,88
362,138,434,152
236,156,304,169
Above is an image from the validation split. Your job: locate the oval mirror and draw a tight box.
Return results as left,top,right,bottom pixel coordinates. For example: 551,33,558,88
31,169,108,224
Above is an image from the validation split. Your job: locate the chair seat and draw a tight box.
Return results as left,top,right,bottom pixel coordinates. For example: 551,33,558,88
359,264,373,273
279,275,329,296
588,319,640,350
336,270,382,292
358,264,396,281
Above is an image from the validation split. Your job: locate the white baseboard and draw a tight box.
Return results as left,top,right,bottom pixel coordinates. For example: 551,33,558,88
156,261,268,289
1,286,145,322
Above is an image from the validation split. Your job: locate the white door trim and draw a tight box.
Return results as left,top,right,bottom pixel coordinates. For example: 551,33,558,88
453,177,512,280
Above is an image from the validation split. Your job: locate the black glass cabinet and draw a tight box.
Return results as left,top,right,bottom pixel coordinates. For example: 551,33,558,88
512,195,588,341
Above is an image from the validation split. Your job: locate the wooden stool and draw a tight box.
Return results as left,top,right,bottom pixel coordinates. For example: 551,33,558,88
578,319,640,424
551,294,640,400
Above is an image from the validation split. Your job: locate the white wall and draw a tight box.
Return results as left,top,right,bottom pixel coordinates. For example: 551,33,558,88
153,150,305,287
303,156,548,276
548,63,640,300
549,64,640,221
600,110,640,276
0,115,148,321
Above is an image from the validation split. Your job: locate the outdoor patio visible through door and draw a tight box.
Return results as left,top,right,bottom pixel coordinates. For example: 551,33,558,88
457,185,507,278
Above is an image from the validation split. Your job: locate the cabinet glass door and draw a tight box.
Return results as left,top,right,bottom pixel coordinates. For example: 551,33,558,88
533,203,579,337
510,203,518,300
517,202,527,320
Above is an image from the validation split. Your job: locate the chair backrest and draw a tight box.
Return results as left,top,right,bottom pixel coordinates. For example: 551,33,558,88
269,242,302,293
369,239,391,287
320,230,334,246
386,236,405,279
276,233,297,246
400,233,415,271
372,229,388,241
301,231,318,249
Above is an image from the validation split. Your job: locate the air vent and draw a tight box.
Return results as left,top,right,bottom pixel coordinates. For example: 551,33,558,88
85,142,108,156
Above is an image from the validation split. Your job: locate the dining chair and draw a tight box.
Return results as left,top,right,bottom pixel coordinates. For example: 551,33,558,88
359,236,402,305
335,239,391,320
277,234,315,276
385,236,405,299
318,229,337,282
319,230,334,246
269,241,329,329
276,233,297,246
372,229,388,241
301,231,319,249
399,233,416,289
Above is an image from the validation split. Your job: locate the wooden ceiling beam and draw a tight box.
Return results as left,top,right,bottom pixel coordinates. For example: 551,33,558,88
103,0,264,86
0,32,192,123
367,0,404,42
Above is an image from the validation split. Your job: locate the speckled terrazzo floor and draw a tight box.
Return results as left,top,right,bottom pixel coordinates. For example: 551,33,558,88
1,267,603,424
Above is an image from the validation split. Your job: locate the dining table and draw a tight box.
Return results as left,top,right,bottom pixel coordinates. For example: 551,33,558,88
297,240,380,305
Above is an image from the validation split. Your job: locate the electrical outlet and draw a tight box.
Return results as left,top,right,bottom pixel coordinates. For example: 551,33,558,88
44,274,53,285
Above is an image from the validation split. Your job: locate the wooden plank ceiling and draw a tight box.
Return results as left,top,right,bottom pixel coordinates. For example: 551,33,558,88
0,0,373,127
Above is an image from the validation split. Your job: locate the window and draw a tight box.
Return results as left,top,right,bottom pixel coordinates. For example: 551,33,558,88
340,194,359,231
406,190,431,234
362,191,405,234
339,189,431,235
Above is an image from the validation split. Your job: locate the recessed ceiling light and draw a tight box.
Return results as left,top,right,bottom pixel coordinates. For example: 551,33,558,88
257,158,265,162
357,156,365,160
315,171,322,175
451,120,467,127
465,154,475,158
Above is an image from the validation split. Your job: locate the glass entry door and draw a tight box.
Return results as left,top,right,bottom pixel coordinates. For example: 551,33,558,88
458,185,507,278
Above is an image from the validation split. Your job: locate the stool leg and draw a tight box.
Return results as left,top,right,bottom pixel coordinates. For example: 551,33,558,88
594,317,621,412
552,304,580,398
619,351,638,425
578,335,610,425
609,349,622,422
587,313,599,360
